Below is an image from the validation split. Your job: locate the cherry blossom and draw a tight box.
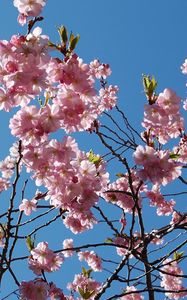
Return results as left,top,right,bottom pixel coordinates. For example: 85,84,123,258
104,171,145,214
146,185,175,216
13,0,46,25
78,251,102,272
62,239,74,258
133,145,182,185
160,259,187,299
181,58,187,74
19,198,37,215
142,88,184,144
0,177,10,192
67,273,101,299
120,286,144,300
19,279,48,300
89,59,112,79
29,242,64,274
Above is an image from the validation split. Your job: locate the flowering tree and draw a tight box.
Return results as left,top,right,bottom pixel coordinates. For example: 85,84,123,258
0,1,187,300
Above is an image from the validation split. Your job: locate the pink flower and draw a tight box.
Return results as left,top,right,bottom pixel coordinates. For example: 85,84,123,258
146,185,175,216
181,59,187,74
78,251,102,272
67,273,101,299
0,226,5,248
19,279,48,300
134,145,182,186
89,59,112,79
63,212,97,234
13,0,46,17
120,286,144,300
160,259,187,299
104,171,145,214
170,211,187,225
0,177,10,192
142,89,184,144
29,242,63,274
48,283,67,300
19,198,37,215
183,99,187,110
63,239,74,257
114,234,143,258
98,85,118,112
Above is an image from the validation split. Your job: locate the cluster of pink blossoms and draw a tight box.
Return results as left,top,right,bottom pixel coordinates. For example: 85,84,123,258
78,251,102,272
62,238,74,257
0,142,20,194
160,259,187,299
103,171,146,214
0,2,118,237
8,53,118,135
67,273,101,299
142,88,184,144
120,286,144,300
28,242,64,275
16,136,109,233
146,185,175,216
19,198,37,215
0,27,50,110
114,232,144,258
13,0,47,25
133,145,182,186
171,211,187,225
173,135,187,164
20,279,67,300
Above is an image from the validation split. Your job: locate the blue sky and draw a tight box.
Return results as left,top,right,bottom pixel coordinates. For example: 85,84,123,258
0,1,187,299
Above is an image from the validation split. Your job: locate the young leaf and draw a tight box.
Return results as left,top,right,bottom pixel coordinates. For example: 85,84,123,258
174,251,184,261
169,153,180,160
26,236,35,252
58,25,68,44
69,34,80,51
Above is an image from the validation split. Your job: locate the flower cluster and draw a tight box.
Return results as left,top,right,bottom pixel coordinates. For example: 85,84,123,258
28,242,64,275
120,286,144,300
78,251,102,272
8,53,117,136
67,273,101,299
16,136,109,233
146,185,175,216
62,238,74,258
114,232,143,258
103,171,145,213
142,88,184,144
19,279,67,300
160,259,187,299
19,198,37,215
0,27,50,110
13,0,47,25
173,136,187,164
133,145,182,186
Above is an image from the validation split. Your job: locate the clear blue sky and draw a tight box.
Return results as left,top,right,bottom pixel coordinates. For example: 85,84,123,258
0,1,187,299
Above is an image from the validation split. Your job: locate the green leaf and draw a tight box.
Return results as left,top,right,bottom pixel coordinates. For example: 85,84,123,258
82,267,92,278
88,150,101,166
82,267,87,277
78,287,85,298
26,236,35,252
151,76,157,90
69,34,80,51
142,74,157,96
58,26,68,44
78,287,95,299
173,251,184,261
169,153,180,160
116,173,125,178
105,238,113,243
